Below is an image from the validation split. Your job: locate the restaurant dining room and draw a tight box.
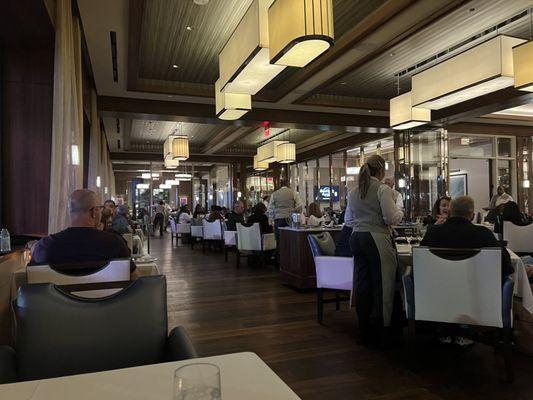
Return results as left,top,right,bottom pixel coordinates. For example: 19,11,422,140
3,0,533,398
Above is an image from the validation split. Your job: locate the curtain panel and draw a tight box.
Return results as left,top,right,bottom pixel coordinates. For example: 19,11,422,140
48,0,83,233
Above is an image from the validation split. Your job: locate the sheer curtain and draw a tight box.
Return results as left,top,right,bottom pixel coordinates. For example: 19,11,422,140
88,88,116,203
48,0,83,234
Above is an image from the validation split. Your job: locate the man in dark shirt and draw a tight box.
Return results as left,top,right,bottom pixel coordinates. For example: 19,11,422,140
32,189,137,277
225,201,245,231
420,195,513,277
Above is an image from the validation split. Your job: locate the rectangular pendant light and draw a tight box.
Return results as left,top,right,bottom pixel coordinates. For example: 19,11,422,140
277,142,296,163
257,140,288,163
164,157,179,169
513,40,533,92
268,0,334,67
390,91,431,130
219,0,285,95
254,155,269,170
215,79,251,120
411,35,526,110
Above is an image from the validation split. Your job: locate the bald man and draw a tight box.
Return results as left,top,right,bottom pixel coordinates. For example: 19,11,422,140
32,189,137,277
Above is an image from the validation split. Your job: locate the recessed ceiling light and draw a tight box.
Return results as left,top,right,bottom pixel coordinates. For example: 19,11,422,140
368,110,372,113
167,95,173,98
186,26,193,31
193,0,209,5
172,64,179,69
390,52,396,57
340,82,347,85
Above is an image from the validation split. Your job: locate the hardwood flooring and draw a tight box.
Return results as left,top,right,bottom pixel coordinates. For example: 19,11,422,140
149,234,533,400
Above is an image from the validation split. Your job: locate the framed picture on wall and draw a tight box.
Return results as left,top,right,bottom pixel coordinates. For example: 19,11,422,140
179,196,188,206
450,173,468,198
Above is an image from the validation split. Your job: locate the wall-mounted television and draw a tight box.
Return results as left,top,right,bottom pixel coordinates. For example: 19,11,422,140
315,185,339,202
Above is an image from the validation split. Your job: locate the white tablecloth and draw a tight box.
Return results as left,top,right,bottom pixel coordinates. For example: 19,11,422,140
0,352,300,400
397,245,533,314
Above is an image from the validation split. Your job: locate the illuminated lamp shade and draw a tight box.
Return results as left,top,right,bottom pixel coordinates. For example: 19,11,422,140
277,142,296,163
175,173,192,180
165,179,180,186
136,183,149,190
346,166,360,175
171,135,189,161
513,40,533,92
215,79,251,120
218,0,286,95
254,155,269,171
159,184,171,190
411,35,526,110
390,91,431,130
523,180,530,189
268,0,334,67
257,140,288,163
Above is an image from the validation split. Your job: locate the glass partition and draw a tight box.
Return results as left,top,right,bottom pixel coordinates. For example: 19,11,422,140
317,156,331,211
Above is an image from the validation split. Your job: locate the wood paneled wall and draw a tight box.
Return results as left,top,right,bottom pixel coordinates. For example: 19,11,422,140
1,0,55,235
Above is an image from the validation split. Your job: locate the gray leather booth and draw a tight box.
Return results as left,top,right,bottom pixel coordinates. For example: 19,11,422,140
0,275,197,383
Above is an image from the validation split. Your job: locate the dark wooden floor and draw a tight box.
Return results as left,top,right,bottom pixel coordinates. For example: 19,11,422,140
149,234,533,400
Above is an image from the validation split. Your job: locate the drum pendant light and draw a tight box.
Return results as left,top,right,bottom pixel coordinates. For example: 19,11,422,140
268,0,334,67
513,40,533,92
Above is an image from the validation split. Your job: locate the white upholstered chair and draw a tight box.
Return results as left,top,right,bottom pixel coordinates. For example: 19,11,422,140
223,229,237,262
503,221,533,254
26,259,131,298
307,234,353,323
201,219,223,253
235,223,276,268
190,225,203,250
404,247,514,381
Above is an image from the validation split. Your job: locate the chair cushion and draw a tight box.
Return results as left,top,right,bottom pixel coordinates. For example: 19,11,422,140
310,232,335,256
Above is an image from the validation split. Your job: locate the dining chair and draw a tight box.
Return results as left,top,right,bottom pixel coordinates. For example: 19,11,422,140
169,217,178,246
404,247,514,382
176,223,191,246
223,228,237,262
503,221,533,255
202,219,223,253
235,223,276,268
27,259,131,298
307,234,353,323
0,275,197,383
190,224,203,250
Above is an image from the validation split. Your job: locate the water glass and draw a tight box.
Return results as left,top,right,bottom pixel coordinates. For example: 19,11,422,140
174,363,221,400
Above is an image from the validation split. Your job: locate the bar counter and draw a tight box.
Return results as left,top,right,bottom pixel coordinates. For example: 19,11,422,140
279,226,343,290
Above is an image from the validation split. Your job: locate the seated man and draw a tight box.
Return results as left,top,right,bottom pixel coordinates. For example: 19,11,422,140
110,205,132,235
32,189,138,278
421,195,513,278
225,201,245,231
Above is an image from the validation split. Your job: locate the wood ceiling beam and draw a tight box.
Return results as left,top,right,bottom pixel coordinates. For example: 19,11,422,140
296,132,391,162
432,88,533,126
290,0,470,105
98,96,389,131
445,121,533,137
110,152,253,164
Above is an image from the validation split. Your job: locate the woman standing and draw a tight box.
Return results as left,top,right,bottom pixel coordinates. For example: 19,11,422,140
346,155,404,345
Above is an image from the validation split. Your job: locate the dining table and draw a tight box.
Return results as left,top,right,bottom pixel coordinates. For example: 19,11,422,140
396,243,533,314
0,352,301,400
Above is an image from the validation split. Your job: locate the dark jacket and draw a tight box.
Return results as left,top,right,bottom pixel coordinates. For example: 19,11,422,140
225,211,244,231
420,216,513,278
247,213,272,234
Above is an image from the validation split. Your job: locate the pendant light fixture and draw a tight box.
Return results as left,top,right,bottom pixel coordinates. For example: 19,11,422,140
390,91,431,130
215,79,252,120
411,35,526,109
268,0,334,67
254,155,269,171
277,130,296,163
164,157,179,169
513,38,533,92
257,140,288,163
164,123,190,161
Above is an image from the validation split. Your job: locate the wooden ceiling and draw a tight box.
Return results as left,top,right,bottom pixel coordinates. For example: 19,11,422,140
76,0,533,169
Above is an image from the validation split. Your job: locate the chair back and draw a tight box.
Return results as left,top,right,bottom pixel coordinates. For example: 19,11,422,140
202,219,222,240
224,230,237,246
503,221,533,253
169,217,177,234
27,259,131,285
307,235,353,291
236,223,262,251
177,223,191,234
191,225,203,238
14,275,168,381
412,247,503,327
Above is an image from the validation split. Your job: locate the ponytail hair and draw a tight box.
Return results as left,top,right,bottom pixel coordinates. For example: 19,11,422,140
358,155,386,199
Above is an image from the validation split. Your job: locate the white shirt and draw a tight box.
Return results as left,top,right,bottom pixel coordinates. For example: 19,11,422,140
307,215,325,226
392,189,404,210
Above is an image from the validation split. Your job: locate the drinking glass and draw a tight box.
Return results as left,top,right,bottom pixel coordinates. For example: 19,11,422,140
174,363,221,400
